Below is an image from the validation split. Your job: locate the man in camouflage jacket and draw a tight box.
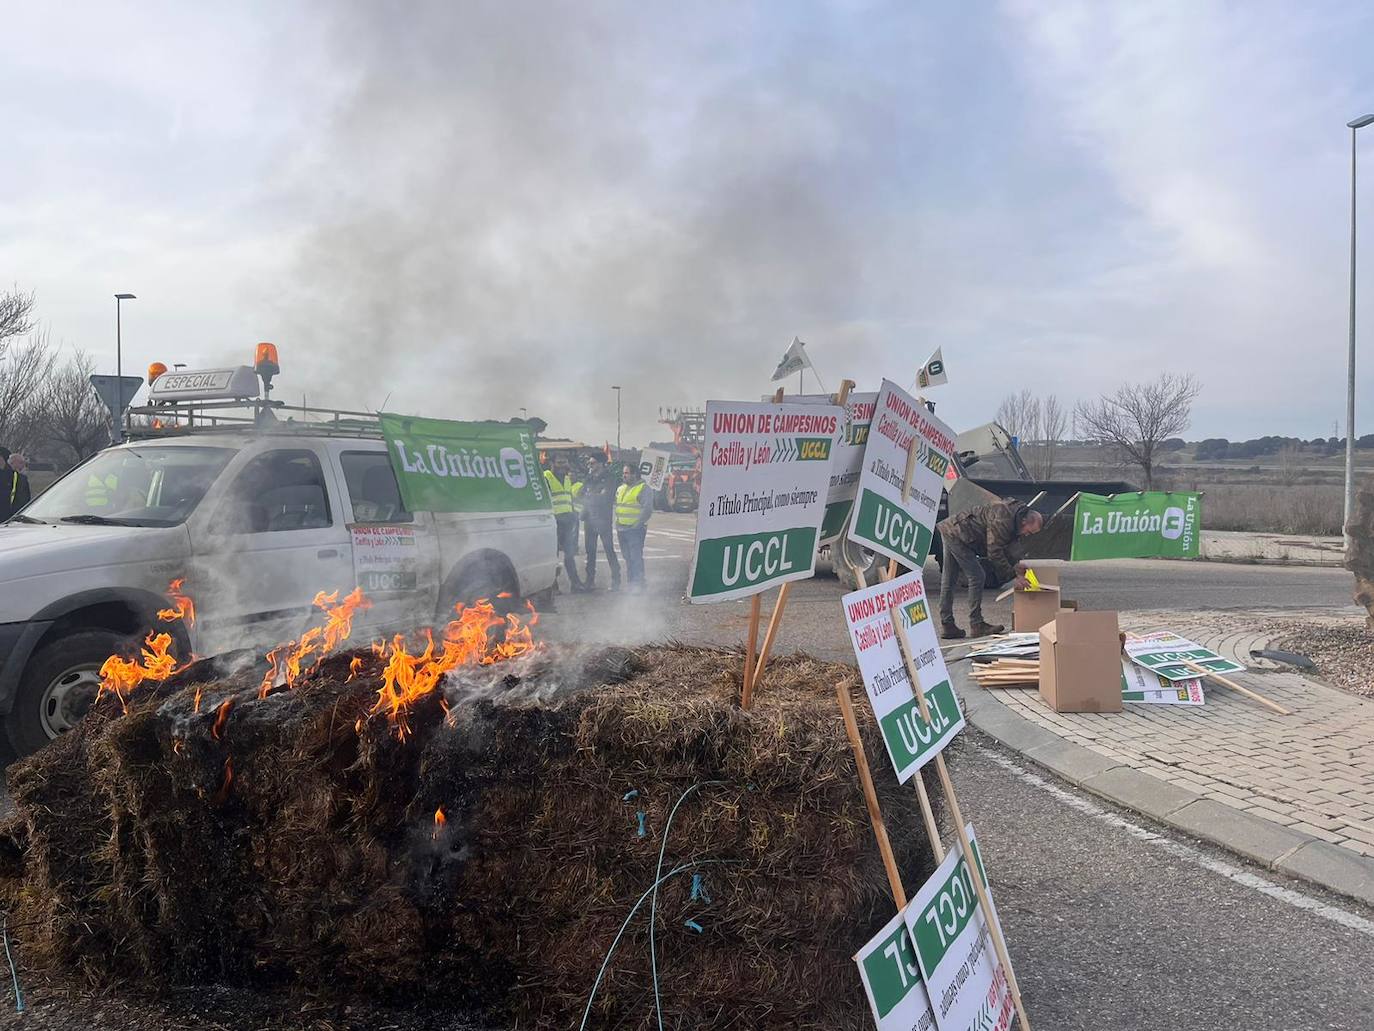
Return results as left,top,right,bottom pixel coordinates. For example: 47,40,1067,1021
935,498,1044,639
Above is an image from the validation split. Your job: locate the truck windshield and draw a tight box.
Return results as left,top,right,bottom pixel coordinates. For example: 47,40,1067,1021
21,446,237,527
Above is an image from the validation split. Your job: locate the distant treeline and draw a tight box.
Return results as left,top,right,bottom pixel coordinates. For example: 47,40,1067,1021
1190,435,1374,460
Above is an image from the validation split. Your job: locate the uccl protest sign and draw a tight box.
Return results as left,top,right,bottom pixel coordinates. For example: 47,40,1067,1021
380,414,547,514
1070,491,1201,560
782,391,878,544
842,568,965,782
848,379,958,570
855,909,937,1030
687,400,840,603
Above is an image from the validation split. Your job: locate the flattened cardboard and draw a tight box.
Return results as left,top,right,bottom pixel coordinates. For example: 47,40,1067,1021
1013,566,1063,632
1039,609,1122,713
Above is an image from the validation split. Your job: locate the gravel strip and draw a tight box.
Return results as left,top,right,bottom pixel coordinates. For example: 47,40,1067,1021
1271,621,1374,698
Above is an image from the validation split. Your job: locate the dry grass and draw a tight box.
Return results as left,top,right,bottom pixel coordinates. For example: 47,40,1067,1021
1200,484,1344,535
0,643,946,1031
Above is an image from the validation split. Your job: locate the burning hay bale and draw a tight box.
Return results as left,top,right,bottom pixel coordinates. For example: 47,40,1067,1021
2,635,951,1029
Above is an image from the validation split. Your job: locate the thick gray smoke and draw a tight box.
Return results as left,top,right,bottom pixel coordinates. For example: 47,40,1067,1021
265,1,910,444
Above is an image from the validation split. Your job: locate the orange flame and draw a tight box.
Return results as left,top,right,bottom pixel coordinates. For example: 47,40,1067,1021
347,656,363,682
369,600,538,738
211,698,235,740
98,632,185,711
212,756,234,805
260,588,372,698
433,806,447,839
156,578,196,626
192,686,202,714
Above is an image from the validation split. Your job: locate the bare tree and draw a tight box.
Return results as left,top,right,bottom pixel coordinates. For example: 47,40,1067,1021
39,350,110,466
1039,394,1067,479
0,287,36,347
1075,373,1201,489
0,328,56,454
995,389,1040,442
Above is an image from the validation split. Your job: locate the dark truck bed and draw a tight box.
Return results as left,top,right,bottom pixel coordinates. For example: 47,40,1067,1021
937,475,1138,567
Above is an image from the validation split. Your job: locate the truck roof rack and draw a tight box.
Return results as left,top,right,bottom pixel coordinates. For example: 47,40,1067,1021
124,397,387,441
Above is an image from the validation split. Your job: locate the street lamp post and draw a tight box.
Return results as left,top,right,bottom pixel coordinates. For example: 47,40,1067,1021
114,293,136,441
1347,117,1374,549
611,385,622,452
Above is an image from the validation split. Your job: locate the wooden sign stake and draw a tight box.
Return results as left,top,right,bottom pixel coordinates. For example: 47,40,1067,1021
854,562,946,866
893,613,1032,1031
745,380,856,707
836,680,907,908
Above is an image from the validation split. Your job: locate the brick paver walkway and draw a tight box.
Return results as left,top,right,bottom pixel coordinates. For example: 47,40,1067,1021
985,609,1374,859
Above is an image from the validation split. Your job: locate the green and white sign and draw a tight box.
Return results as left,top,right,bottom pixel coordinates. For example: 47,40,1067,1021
380,414,547,514
687,400,841,603
780,391,878,544
904,826,1015,1031
1121,658,1204,705
855,909,937,1030
1125,630,1244,682
848,379,958,570
842,568,965,783
1070,491,1201,560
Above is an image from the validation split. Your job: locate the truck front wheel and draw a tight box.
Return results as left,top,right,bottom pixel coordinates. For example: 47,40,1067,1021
6,629,127,757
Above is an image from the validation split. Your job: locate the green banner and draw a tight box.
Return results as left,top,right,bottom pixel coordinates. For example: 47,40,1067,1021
379,414,549,514
1070,491,1201,561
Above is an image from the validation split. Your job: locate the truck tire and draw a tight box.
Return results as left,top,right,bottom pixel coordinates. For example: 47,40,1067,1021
671,485,699,513
833,535,884,590
6,629,127,757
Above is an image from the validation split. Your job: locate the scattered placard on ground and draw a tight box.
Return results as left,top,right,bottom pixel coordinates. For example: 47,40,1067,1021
849,379,958,570
379,414,547,514
1071,491,1202,560
638,447,673,492
1125,630,1245,681
781,390,878,543
687,399,841,603
855,909,938,1030
843,568,966,782
904,825,1015,1031
350,524,419,594
1121,658,1204,705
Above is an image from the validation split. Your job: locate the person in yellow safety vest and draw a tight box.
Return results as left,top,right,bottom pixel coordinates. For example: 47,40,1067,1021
84,471,119,509
543,455,587,593
615,462,653,591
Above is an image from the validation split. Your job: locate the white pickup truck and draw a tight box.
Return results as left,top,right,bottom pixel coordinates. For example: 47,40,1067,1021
0,418,557,757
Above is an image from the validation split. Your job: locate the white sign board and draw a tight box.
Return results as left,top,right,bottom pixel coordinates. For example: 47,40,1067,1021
855,909,937,1030
904,826,1015,1031
1124,631,1245,682
638,448,673,492
842,568,966,782
1121,658,1204,705
849,379,958,570
350,524,419,593
687,400,840,603
780,391,878,544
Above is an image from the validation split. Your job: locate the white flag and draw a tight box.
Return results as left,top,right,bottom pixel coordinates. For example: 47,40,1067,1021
770,336,812,381
916,347,948,388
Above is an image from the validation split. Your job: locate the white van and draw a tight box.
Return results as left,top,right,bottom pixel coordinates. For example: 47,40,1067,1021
0,376,556,756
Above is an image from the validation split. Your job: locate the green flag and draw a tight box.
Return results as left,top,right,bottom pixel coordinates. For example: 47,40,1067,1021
379,414,549,514
1071,491,1201,560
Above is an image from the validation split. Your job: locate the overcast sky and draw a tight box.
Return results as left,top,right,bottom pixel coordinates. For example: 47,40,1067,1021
2,1,1372,447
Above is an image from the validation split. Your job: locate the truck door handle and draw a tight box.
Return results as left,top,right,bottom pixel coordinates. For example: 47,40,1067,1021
317,548,339,559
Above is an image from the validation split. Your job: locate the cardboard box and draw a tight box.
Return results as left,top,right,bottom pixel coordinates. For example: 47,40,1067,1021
1013,567,1063,632
1039,610,1123,713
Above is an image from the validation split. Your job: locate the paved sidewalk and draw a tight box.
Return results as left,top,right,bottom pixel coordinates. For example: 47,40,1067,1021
953,608,1374,907
1199,530,1346,567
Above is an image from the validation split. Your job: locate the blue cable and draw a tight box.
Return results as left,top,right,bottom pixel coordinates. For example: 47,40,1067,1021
578,858,737,1031
2,913,22,1013
649,780,727,1031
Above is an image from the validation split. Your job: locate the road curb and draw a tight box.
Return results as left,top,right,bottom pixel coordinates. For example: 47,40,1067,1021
950,662,1374,910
